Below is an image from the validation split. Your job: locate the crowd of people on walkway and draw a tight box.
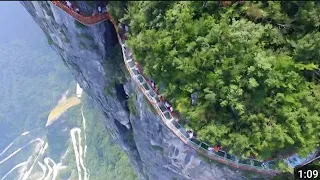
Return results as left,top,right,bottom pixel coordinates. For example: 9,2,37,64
52,1,287,173
119,24,175,115
116,9,286,171
119,23,227,156
115,13,280,171
62,1,108,16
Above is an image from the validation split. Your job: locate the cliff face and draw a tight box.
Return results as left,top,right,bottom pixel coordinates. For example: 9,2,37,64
21,2,251,180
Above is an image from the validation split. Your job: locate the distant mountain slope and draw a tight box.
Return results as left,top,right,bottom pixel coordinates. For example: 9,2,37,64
0,2,137,180
0,2,72,149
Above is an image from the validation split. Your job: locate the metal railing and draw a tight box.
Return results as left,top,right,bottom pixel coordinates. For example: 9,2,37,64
117,38,280,176
51,1,110,26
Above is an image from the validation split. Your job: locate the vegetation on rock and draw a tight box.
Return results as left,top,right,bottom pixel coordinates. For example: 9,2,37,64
123,1,320,160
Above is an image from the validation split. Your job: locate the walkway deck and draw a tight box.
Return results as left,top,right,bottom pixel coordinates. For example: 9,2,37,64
51,1,110,26
50,1,319,176
108,15,280,176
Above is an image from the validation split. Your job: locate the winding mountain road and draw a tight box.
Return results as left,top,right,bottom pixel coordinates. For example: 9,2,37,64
37,161,47,180
0,138,44,165
70,127,88,180
0,138,45,180
0,161,29,180
21,142,47,180
0,131,30,157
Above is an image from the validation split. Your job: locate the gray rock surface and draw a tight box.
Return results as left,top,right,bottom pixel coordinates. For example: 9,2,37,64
20,1,265,180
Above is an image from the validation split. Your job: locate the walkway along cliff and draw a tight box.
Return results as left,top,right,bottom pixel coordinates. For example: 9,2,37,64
21,1,319,179
50,0,282,175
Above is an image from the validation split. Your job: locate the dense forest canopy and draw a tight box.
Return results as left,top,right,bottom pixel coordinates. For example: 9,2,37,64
121,1,320,160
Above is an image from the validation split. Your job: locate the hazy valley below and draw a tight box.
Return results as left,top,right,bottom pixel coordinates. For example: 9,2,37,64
0,2,136,180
